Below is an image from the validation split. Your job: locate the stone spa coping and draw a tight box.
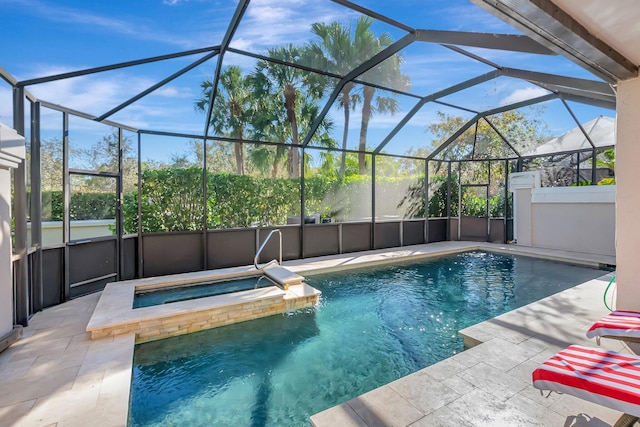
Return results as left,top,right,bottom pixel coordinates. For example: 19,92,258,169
86,263,320,343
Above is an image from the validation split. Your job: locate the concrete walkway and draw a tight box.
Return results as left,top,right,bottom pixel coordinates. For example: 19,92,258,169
0,242,631,427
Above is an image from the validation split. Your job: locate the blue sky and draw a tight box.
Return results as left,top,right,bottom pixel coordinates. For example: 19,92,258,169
0,0,614,164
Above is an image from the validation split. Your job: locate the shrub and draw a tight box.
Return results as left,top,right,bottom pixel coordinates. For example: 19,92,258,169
35,191,115,221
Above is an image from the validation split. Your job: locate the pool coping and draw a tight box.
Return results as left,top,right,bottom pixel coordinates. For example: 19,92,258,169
1,241,617,426
285,241,614,276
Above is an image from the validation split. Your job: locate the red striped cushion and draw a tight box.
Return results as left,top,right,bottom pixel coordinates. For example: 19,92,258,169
586,310,640,340
532,345,640,417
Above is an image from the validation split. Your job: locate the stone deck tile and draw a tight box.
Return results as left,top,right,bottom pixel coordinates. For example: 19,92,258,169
0,292,133,427
310,403,368,427
445,388,544,426
346,385,425,427
408,405,475,427
387,371,460,415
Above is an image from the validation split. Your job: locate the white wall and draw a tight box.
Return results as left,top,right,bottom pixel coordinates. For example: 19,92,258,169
0,168,13,337
512,181,616,258
529,186,615,257
513,188,533,246
27,220,115,247
0,123,25,338
615,77,640,310
510,172,539,247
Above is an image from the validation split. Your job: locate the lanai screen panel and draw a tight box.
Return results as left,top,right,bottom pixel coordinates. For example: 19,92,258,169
38,107,64,246
137,133,203,233
357,42,494,97
387,102,477,158
67,115,120,173
486,99,573,156
461,45,600,79
438,76,552,114
427,160,452,218
437,125,477,161
314,84,419,155
229,0,405,76
108,54,221,136
375,157,424,220
121,130,138,198
303,148,372,223
471,118,517,160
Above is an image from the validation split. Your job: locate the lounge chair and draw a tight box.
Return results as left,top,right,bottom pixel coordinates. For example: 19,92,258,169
587,310,640,345
532,345,640,427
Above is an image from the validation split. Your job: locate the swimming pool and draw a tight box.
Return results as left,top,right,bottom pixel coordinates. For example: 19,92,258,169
128,250,606,426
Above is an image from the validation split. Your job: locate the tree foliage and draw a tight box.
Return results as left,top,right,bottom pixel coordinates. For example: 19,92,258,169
195,66,256,175
250,45,329,178
427,110,547,161
357,36,409,174
309,18,368,177
596,148,616,185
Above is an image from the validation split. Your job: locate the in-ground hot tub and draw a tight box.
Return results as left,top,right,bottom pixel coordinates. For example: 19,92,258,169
87,263,320,343
133,275,280,309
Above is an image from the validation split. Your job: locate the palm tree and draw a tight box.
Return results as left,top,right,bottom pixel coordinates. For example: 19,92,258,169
359,52,410,174
250,45,326,178
249,92,289,178
310,17,376,178
195,66,253,175
249,84,335,178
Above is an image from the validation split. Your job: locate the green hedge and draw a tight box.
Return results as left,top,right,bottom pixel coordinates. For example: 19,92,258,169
122,168,398,233
36,191,116,221
34,167,507,233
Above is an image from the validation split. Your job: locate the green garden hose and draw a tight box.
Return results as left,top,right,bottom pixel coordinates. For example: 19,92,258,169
603,274,616,312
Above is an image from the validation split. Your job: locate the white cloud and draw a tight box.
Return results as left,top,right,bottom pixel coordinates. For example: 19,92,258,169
441,4,519,33
154,86,194,98
500,86,549,106
18,63,203,132
230,0,357,52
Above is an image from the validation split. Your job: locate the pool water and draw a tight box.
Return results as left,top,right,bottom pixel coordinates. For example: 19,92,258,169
133,276,276,308
128,251,605,426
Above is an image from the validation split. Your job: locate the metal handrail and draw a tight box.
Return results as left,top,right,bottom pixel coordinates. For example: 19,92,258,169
254,229,282,270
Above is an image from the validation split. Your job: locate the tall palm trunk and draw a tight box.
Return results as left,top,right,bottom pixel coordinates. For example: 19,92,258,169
339,82,354,178
271,146,286,178
359,86,375,174
234,142,244,175
284,84,300,178
230,105,245,176
288,118,300,177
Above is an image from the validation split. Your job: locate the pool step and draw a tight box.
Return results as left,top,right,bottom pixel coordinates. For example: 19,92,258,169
263,264,305,289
